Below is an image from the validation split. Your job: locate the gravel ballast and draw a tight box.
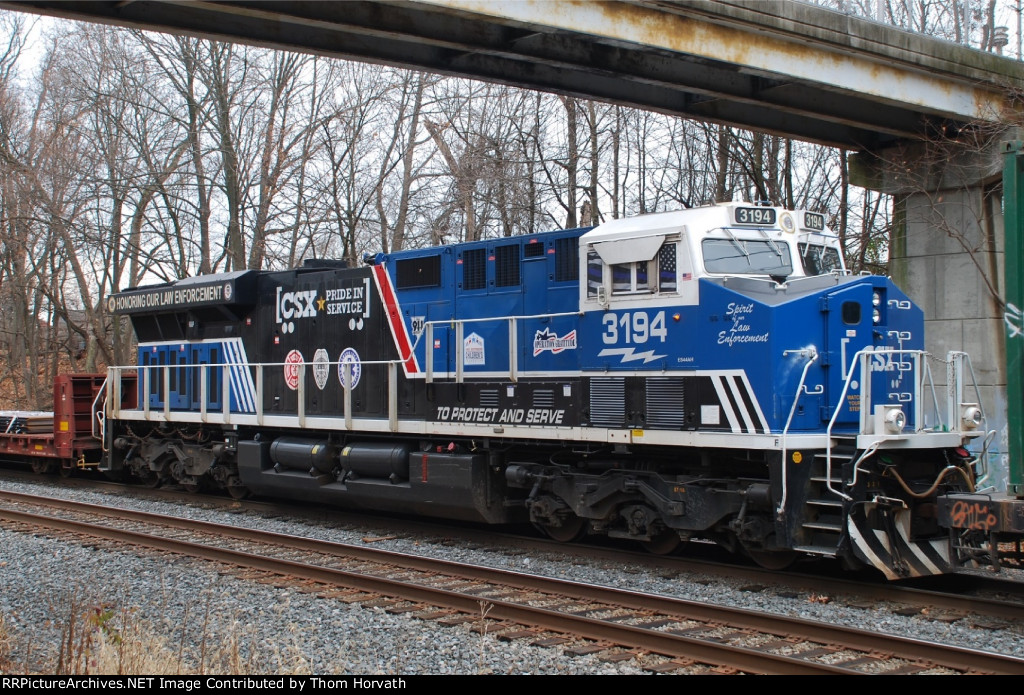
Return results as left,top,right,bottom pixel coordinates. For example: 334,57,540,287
1,476,1022,675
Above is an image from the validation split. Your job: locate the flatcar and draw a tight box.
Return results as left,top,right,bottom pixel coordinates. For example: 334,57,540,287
0,375,106,474
9,202,1016,579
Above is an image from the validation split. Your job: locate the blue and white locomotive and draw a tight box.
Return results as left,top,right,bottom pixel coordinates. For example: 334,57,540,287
104,202,986,579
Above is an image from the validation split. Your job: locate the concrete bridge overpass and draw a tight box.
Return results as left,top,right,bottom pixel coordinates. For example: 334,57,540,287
4,0,1024,487
2,0,1018,151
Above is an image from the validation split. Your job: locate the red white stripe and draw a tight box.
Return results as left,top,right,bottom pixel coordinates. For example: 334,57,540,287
372,264,420,375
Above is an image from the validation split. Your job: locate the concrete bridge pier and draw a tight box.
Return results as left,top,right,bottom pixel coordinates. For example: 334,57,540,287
851,137,1009,490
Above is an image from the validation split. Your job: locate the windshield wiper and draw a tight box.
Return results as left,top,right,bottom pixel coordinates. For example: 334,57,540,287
754,225,784,258
722,227,749,258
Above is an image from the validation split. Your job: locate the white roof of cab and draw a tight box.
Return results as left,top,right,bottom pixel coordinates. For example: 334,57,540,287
581,207,738,266
581,204,742,245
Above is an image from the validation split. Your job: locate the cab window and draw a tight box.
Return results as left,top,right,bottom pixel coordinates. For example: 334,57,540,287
611,261,650,294
798,243,843,276
589,240,680,297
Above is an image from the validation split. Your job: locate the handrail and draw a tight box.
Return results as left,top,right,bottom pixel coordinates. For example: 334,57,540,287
777,347,819,517
109,356,407,431
415,310,582,384
818,347,980,502
91,378,108,447
824,348,925,502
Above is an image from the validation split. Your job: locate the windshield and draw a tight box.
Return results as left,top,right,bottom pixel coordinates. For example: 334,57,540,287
798,243,843,276
702,238,793,276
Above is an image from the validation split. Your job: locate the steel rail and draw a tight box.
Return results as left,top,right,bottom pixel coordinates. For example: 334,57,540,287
2,491,1023,674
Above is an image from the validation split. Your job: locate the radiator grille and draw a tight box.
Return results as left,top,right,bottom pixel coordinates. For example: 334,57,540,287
554,236,579,282
524,240,545,258
495,244,520,287
462,248,486,290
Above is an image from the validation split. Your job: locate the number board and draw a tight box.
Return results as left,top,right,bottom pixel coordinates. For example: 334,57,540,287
803,212,825,231
733,207,776,226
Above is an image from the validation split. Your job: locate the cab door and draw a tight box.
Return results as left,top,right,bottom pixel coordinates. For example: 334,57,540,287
822,284,872,430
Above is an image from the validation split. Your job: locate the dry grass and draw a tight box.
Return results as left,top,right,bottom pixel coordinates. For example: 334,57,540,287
0,613,12,673
0,590,316,676
0,572,509,675
0,594,509,675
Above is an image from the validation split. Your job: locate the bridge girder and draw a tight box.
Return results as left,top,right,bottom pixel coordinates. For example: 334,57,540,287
2,0,1020,151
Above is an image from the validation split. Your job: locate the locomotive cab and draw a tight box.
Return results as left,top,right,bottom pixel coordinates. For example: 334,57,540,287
578,203,846,312
568,203,985,576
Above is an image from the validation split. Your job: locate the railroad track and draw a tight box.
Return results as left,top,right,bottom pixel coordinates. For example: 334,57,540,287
5,470,1024,627
1,489,1021,675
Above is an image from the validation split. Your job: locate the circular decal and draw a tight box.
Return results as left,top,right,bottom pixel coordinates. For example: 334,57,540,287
313,348,329,390
107,296,116,313
337,347,362,390
223,282,233,301
283,349,304,391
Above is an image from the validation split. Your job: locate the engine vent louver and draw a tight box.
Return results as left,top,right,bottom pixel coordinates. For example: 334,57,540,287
590,377,625,427
533,389,554,408
646,377,685,428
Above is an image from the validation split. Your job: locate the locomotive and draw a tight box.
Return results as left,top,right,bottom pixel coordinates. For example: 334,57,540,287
5,202,1011,579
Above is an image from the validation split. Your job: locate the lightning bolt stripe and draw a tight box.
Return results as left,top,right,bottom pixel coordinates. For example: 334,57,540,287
598,347,667,363
371,265,419,376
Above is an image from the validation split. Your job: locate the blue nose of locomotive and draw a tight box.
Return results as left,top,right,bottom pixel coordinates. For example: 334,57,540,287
695,273,924,435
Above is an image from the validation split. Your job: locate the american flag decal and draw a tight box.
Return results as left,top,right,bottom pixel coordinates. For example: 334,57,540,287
659,243,680,289
533,329,578,356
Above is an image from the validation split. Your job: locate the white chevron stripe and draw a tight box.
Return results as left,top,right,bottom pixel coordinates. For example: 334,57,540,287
848,511,946,579
725,374,756,433
735,371,770,433
847,517,900,580
710,375,741,433
224,338,257,413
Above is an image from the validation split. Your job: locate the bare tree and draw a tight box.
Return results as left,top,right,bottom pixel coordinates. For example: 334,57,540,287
137,32,218,276
367,70,430,254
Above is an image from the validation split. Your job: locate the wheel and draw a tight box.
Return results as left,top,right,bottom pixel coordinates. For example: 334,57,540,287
536,515,586,542
58,465,74,478
227,485,250,500
135,469,163,488
179,475,207,494
31,460,56,475
746,549,799,570
641,529,682,555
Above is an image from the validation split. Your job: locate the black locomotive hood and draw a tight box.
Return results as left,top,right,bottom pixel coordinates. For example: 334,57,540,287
107,270,258,315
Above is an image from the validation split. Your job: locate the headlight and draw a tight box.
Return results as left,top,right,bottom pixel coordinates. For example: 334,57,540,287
960,404,982,431
884,407,906,434
873,308,881,324
872,291,881,307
